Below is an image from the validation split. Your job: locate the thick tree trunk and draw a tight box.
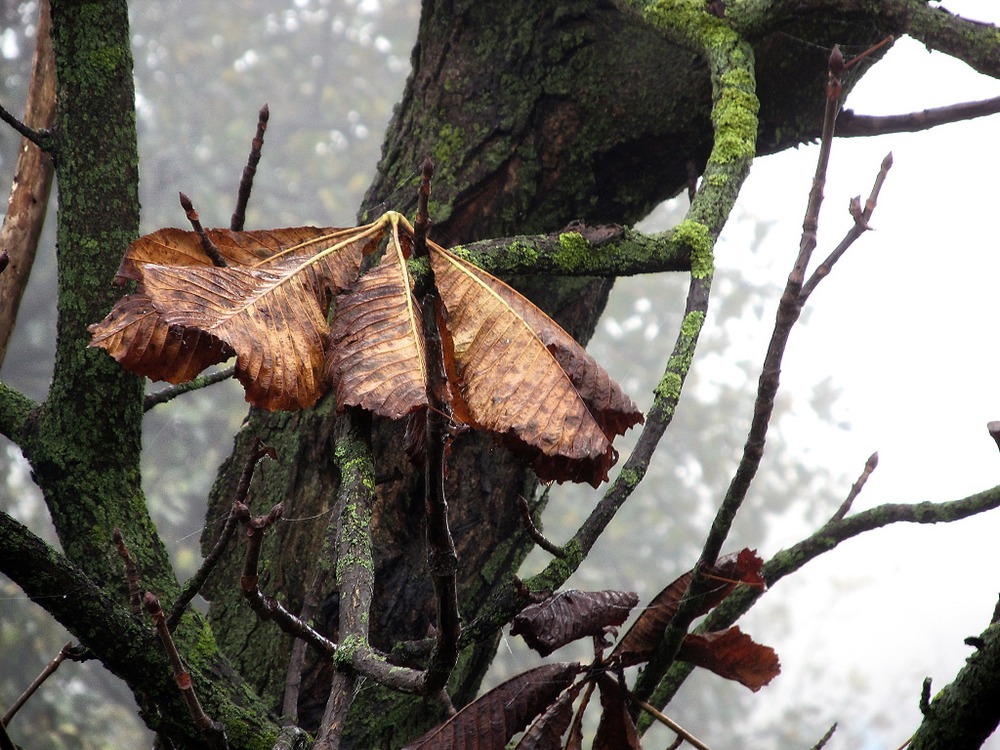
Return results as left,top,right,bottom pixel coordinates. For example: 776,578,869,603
200,1,900,747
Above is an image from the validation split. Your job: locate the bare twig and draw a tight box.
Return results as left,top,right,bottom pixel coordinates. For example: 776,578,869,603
634,39,890,710
810,723,838,750
628,690,713,750
642,482,1000,721
800,152,893,301
831,451,878,521
281,565,327,725
413,157,433,259
236,502,338,656
168,438,274,631
0,0,56,367
1,641,79,726
146,592,229,750
231,103,269,232
420,289,461,695
143,366,237,411
112,528,144,616
838,95,1000,138
0,101,48,149
179,192,227,267
517,495,565,557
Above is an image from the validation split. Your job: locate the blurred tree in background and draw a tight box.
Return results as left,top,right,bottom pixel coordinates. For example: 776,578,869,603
2,1,999,749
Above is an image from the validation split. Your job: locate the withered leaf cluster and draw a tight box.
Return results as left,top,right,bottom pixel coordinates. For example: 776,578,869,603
90,212,643,486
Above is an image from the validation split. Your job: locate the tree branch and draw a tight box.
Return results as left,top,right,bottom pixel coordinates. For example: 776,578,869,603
0,0,57,367
837,96,1000,138
642,480,1000,719
143,366,237,411
0,381,38,446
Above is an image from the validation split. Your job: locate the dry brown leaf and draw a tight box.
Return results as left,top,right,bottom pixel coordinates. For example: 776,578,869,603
326,224,428,419
677,626,780,692
90,223,375,409
429,240,643,486
88,294,234,383
611,549,765,667
511,589,639,657
402,662,580,750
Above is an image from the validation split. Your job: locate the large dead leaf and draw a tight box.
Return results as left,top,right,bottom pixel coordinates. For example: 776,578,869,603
401,662,580,750
511,589,639,657
676,626,780,692
429,240,643,486
611,548,765,667
91,211,643,484
90,223,376,409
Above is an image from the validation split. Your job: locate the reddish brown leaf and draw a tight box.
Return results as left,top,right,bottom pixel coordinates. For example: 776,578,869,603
514,681,585,750
611,549,765,667
326,225,428,419
511,589,639,657
593,675,641,750
430,240,643,486
402,663,580,750
677,626,780,692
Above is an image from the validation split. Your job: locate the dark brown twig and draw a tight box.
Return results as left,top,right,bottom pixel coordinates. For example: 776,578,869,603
236,501,338,656
413,157,433,260
420,290,461,695
143,366,237,411
1,641,79,726
145,592,229,750
231,103,269,232
167,438,275,631
0,101,48,150
838,95,1000,138
112,527,144,616
831,451,878,521
179,192,227,267
517,495,565,557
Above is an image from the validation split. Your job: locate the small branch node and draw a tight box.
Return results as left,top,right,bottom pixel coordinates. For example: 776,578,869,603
112,527,144,616
831,450,879,521
920,676,933,715
517,495,566,558
511,575,549,604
